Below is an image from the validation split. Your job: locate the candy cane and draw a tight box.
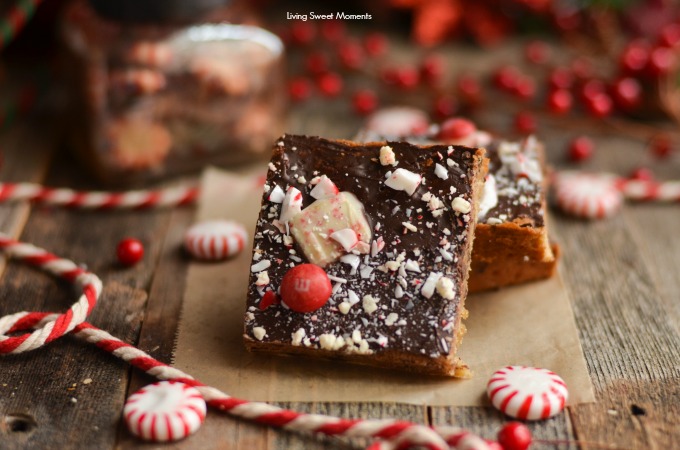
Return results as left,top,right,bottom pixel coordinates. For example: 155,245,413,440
0,182,199,209
0,0,43,50
0,232,489,450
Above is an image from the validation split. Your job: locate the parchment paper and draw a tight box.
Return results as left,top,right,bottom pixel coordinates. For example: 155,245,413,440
173,167,595,406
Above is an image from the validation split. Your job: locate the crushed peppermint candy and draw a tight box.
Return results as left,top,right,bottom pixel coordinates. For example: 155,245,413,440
279,187,303,223
310,175,339,200
384,168,422,196
451,197,471,214
379,145,397,166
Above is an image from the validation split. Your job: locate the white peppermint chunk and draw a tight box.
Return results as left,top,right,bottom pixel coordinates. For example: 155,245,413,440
404,259,420,272
310,175,339,200
362,295,378,314
291,328,306,346
319,333,344,350
384,168,422,196
279,187,303,223
371,237,385,257
421,272,443,299
385,313,399,326
268,185,285,203
379,145,397,166
340,254,361,273
253,327,266,341
330,228,359,252
251,260,271,273
255,271,270,286
434,163,448,180
436,277,456,300
347,289,360,305
338,302,352,314
451,196,471,214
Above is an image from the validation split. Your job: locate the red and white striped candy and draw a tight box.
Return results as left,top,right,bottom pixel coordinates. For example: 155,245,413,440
554,172,623,219
364,107,430,137
184,220,247,261
487,366,568,421
124,381,206,442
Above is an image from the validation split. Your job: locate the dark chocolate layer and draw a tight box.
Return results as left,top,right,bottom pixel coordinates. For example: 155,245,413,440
244,134,485,360
480,138,545,228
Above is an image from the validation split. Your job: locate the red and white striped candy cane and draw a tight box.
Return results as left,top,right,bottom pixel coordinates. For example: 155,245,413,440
0,233,489,450
0,182,199,209
616,179,680,202
0,232,102,354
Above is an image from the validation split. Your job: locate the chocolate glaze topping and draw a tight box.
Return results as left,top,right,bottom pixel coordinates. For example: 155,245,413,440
244,134,485,359
480,138,545,228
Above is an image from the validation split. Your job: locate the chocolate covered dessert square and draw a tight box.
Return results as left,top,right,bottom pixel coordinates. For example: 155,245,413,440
243,134,488,377
469,136,558,293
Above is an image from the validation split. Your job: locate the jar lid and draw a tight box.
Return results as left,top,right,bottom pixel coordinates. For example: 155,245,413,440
87,0,232,23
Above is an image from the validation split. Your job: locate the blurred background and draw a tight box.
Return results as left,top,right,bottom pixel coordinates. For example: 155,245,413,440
0,0,678,186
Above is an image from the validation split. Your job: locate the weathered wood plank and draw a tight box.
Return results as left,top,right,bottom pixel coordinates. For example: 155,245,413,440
0,151,176,449
0,122,55,273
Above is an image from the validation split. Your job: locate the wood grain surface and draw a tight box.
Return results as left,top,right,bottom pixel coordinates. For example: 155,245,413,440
0,39,679,450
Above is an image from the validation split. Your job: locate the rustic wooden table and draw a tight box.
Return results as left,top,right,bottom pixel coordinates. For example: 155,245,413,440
0,39,679,449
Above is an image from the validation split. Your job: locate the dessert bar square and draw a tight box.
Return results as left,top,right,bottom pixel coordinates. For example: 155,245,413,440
243,134,488,377
469,136,558,293
357,116,558,293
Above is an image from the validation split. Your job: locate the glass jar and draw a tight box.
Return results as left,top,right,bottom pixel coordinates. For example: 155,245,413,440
60,0,286,185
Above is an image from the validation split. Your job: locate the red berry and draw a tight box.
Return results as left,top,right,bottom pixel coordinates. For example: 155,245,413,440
513,76,536,100
433,95,458,119
514,111,536,134
554,9,581,31
629,167,654,181
580,79,606,102
117,238,144,266
548,89,573,115
525,40,551,65
394,67,420,90
497,422,532,450
364,32,388,56
548,67,573,90
620,41,649,74
288,77,312,102
352,90,378,115
611,77,642,111
568,136,594,162
317,72,343,97
584,93,613,118
457,73,482,105
437,117,476,140
659,24,680,48
493,65,520,91
320,21,345,42
280,264,332,313
305,52,329,75
647,46,676,77
338,42,364,70
420,55,444,85
290,22,315,46
650,135,673,159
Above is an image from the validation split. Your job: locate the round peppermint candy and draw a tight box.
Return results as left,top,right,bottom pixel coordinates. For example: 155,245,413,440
184,220,248,260
554,171,623,219
364,107,430,137
487,366,568,421
124,381,206,442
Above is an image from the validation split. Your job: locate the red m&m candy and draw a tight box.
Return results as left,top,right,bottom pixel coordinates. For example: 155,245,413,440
280,264,332,313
